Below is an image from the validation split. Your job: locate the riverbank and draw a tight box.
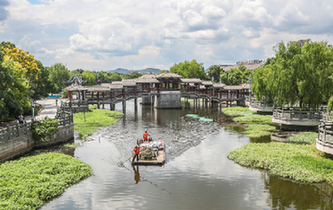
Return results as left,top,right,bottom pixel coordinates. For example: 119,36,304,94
73,105,124,139
0,153,92,209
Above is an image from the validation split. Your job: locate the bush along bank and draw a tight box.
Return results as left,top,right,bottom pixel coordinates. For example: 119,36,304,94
0,153,92,209
222,107,276,138
73,105,124,139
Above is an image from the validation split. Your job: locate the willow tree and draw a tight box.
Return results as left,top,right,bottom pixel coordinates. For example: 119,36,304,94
252,40,333,109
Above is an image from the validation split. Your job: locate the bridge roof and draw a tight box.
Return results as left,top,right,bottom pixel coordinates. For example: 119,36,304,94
180,78,202,84
110,83,124,89
224,85,244,90
66,85,88,91
136,72,160,83
86,86,111,91
201,81,213,86
122,79,137,87
213,83,226,88
157,71,183,79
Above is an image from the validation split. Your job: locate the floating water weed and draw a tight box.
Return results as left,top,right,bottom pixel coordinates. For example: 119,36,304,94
287,132,317,144
74,105,123,139
233,115,272,124
228,143,333,185
0,153,92,209
222,107,256,116
244,124,276,138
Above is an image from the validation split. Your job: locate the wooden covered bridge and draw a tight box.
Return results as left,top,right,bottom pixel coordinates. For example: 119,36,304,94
64,71,250,110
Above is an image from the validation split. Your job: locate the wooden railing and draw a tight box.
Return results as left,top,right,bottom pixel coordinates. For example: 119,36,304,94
273,107,323,120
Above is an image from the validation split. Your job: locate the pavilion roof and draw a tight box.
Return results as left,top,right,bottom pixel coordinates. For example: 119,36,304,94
110,83,123,89
136,72,160,83
157,71,183,79
223,85,243,90
121,79,137,86
201,81,213,86
65,84,87,91
213,83,226,88
180,78,202,84
86,86,111,92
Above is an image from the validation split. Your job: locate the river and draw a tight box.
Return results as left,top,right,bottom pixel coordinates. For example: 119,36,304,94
42,100,333,210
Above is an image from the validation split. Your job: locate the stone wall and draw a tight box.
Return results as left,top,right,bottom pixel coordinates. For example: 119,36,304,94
0,124,74,162
154,91,182,109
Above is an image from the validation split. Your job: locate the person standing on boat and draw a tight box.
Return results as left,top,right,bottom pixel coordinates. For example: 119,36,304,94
143,129,151,142
132,145,140,163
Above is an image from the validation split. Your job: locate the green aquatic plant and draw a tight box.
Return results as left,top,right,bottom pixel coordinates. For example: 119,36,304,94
31,117,59,142
222,107,256,116
73,105,123,139
233,115,272,124
287,132,318,144
244,124,276,138
0,153,92,209
228,142,333,185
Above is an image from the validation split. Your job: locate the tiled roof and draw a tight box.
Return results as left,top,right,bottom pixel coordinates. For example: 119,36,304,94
213,83,226,88
201,81,213,86
180,78,202,84
136,72,160,83
157,70,183,79
121,79,137,86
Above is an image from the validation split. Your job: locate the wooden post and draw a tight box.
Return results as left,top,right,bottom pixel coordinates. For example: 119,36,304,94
16,122,19,137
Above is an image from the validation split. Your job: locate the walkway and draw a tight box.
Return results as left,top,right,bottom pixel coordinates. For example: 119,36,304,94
0,98,60,128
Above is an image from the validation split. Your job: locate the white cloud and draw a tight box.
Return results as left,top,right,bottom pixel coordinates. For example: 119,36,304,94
1,0,333,70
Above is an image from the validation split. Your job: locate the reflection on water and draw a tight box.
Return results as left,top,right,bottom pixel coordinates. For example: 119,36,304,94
41,99,333,210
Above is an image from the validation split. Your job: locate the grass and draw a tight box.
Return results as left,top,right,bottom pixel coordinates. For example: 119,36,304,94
73,105,123,139
228,142,333,185
0,153,92,210
233,115,272,124
60,143,79,149
222,107,256,116
244,124,276,138
287,132,318,144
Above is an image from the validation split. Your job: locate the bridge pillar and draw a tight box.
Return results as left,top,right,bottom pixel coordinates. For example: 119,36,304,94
110,103,115,111
134,98,137,110
154,91,181,109
122,101,126,112
141,95,154,105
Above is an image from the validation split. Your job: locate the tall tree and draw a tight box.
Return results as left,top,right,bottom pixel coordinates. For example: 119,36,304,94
32,61,56,100
48,63,71,93
252,40,333,108
207,65,221,83
82,71,97,86
220,65,252,85
170,59,207,80
0,53,31,120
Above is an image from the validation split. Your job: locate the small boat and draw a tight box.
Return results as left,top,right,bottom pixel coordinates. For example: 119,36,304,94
131,138,165,165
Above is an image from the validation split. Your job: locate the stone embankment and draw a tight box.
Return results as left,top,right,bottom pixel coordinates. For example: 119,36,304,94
0,98,74,162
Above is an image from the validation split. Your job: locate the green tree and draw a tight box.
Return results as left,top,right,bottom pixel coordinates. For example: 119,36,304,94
252,40,333,109
110,72,122,81
0,53,31,121
220,65,252,85
122,71,142,79
82,71,97,86
207,65,221,83
48,63,71,92
170,59,207,80
32,61,56,100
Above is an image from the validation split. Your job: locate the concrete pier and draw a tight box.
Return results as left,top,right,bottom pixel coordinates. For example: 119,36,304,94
154,91,182,109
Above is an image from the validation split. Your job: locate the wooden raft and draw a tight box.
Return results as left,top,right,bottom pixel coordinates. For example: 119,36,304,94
131,145,165,165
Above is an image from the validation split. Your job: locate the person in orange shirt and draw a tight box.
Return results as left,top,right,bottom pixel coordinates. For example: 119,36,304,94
143,129,151,142
132,145,140,163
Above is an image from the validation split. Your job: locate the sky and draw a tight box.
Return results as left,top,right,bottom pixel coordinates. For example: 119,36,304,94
1,0,333,71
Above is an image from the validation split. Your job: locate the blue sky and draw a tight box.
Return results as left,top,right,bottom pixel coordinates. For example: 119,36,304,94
1,0,333,70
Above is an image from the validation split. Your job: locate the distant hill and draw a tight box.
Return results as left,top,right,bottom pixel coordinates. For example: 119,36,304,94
106,68,161,74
